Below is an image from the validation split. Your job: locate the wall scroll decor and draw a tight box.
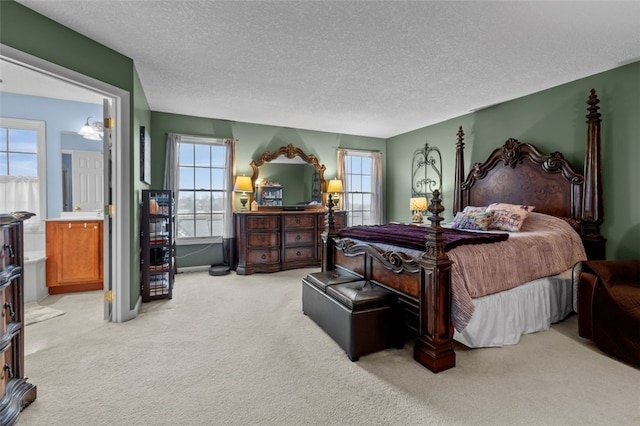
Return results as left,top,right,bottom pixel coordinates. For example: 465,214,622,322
411,142,442,199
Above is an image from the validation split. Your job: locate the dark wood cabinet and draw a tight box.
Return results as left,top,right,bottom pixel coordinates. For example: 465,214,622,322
0,212,37,425
140,190,175,302
235,210,346,275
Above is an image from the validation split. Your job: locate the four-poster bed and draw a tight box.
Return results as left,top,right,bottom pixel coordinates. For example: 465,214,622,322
320,89,606,372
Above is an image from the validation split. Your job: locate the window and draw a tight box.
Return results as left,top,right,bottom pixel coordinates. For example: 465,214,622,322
175,138,228,243
338,149,383,226
0,118,46,229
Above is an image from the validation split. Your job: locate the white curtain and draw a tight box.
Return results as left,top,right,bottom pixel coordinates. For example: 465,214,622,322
371,151,383,224
163,133,181,194
336,149,349,212
223,138,236,240
0,176,41,230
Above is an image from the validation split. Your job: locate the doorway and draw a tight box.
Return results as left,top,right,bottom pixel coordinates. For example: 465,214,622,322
1,45,133,322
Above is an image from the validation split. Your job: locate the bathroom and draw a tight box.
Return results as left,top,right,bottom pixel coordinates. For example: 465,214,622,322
1,60,104,302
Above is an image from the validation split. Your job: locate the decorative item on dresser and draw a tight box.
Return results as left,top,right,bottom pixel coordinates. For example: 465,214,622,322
235,210,347,275
322,89,606,373
0,211,37,424
45,218,104,294
140,190,175,302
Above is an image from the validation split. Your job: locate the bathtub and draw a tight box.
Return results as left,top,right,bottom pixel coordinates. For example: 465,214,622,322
23,251,48,303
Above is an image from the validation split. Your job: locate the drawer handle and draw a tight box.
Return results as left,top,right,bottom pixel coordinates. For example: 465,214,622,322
3,244,14,259
296,251,301,257
4,302,14,319
295,218,300,224
3,364,14,379
261,254,266,260
295,235,301,241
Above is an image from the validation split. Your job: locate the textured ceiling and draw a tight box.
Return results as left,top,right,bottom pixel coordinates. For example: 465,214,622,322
10,1,640,138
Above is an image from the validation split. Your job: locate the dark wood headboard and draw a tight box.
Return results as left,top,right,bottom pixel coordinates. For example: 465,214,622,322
453,89,606,260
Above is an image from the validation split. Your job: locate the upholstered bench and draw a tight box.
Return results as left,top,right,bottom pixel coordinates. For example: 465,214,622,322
302,270,403,361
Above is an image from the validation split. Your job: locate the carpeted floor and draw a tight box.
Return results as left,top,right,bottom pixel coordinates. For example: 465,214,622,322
18,269,640,425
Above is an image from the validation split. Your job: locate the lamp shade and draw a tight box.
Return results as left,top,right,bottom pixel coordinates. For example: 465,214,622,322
409,197,428,211
326,179,343,194
234,175,253,192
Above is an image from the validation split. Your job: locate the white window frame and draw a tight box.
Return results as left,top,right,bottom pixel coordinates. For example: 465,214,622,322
175,136,229,245
0,117,47,224
342,150,375,226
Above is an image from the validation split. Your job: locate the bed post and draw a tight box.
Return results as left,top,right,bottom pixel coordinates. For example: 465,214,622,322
321,195,338,271
581,89,606,260
453,126,465,214
413,189,456,373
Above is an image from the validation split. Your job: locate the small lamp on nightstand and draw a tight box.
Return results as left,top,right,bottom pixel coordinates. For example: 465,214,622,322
234,175,253,211
326,179,344,209
410,196,428,223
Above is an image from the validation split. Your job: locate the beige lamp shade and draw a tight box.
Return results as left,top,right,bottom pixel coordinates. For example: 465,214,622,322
326,179,343,194
233,175,253,192
234,175,253,211
409,197,428,211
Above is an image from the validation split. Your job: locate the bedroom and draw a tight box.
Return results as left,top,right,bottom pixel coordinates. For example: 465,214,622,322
2,3,640,422
2,1,638,295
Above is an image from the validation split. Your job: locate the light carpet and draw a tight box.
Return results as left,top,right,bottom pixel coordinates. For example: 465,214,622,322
18,269,640,426
24,302,65,326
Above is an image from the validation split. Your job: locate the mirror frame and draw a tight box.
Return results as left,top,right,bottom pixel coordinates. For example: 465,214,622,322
250,144,326,209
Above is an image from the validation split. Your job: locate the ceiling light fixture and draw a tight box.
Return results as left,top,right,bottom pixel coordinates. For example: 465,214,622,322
78,116,103,140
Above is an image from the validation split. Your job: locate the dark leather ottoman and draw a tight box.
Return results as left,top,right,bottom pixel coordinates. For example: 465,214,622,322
302,271,403,361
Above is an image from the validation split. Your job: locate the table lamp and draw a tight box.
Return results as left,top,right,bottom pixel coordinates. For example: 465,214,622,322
234,175,253,211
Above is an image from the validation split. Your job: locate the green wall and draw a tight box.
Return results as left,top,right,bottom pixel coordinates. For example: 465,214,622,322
3,0,636,288
1,1,150,308
387,61,640,260
150,112,386,268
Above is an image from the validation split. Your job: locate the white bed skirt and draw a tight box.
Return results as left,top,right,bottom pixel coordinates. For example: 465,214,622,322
453,269,574,348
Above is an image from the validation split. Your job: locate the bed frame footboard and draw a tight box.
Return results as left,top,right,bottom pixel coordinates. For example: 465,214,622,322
322,191,455,373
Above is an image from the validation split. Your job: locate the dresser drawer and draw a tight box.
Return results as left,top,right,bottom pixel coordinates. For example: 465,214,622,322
318,212,345,230
0,226,16,271
0,339,13,397
283,214,315,229
246,215,280,231
247,232,280,248
1,284,15,337
284,230,314,246
283,246,315,262
247,248,280,264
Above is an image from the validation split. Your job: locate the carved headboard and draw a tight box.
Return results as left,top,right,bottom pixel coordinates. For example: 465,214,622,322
453,89,605,260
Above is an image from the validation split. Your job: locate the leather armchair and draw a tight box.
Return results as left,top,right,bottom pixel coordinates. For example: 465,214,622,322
576,260,640,368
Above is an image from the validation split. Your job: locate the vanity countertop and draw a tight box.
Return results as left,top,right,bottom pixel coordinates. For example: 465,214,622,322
47,212,103,221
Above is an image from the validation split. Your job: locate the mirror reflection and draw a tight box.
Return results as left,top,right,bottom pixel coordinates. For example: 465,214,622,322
250,144,325,209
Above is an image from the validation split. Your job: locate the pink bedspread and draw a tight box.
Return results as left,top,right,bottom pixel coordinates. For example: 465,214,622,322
448,212,587,331
341,212,587,332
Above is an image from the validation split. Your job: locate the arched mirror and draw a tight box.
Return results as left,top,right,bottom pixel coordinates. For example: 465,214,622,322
250,144,326,210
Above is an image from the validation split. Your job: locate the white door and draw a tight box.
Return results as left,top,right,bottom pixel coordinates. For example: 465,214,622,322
71,150,104,212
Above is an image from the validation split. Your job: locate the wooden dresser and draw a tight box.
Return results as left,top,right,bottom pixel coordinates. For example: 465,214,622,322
46,219,103,294
0,212,37,424
235,210,346,275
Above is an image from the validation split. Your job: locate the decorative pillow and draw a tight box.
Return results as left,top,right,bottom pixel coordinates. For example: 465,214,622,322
462,206,487,213
450,211,494,231
486,203,535,232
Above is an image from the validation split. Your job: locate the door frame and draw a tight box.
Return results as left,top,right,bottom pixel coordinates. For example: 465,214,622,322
1,44,135,322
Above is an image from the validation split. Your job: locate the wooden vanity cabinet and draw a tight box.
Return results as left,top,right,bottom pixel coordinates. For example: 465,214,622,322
235,210,347,275
0,212,37,424
46,220,103,294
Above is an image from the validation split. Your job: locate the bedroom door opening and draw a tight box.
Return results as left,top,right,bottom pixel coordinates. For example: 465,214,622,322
0,45,131,322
